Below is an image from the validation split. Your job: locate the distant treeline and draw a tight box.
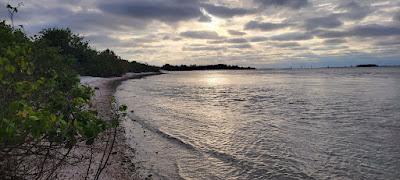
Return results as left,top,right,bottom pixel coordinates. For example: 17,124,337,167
37,28,159,77
161,64,255,71
356,64,378,67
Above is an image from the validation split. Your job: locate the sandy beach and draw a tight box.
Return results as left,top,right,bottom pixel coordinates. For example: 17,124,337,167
54,72,161,180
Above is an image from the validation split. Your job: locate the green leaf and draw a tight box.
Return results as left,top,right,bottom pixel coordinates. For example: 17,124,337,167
29,116,39,121
5,64,15,73
119,105,127,112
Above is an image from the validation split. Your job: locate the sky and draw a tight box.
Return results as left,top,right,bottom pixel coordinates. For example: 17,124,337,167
1,0,400,68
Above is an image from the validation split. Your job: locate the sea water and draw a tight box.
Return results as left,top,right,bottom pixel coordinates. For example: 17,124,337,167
115,67,400,180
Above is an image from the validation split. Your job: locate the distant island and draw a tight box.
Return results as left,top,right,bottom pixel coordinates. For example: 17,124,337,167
161,64,256,71
356,64,379,67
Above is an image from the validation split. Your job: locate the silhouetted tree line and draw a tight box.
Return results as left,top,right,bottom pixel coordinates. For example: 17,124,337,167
36,28,159,77
356,64,378,67
161,64,255,71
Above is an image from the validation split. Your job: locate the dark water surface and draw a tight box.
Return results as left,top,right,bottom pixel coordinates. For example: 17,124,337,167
115,68,400,180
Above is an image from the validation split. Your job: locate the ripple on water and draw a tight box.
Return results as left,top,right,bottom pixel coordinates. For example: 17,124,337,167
116,68,400,179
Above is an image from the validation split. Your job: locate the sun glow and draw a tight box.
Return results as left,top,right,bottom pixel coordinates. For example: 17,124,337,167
200,10,226,35
203,74,229,86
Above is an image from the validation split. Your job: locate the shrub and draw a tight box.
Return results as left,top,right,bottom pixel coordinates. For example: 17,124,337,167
0,20,111,179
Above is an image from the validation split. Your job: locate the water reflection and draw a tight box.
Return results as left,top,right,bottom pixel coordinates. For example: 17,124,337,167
116,68,400,179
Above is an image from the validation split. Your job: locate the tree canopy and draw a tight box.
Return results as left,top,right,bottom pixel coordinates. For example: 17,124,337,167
35,28,159,77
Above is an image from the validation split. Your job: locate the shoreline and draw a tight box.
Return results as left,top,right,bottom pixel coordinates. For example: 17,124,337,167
56,72,162,179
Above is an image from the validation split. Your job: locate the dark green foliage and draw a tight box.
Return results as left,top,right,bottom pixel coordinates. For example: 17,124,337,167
0,20,27,49
1,2,158,177
0,19,107,148
0,20,130,179
161,63,255,71
36,28,159,77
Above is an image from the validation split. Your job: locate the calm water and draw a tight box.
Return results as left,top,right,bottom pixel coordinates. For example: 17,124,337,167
115,68,400,180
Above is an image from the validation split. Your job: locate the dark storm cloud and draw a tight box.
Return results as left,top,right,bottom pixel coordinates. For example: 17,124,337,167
244,21,291,31
270,32,313,41
227,30,246,36
316,24,400,38
201,3,255,18
98,0,203,22
304,15,343,30
180,30,222,39
253,0,309,9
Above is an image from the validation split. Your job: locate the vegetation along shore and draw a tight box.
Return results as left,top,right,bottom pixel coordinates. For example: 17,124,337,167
0,7,160,178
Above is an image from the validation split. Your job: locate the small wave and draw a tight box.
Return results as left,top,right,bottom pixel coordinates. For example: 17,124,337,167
127,113,198,151
127,113,314,180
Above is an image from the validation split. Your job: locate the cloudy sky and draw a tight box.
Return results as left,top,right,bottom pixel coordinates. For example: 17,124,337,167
1,0,400,68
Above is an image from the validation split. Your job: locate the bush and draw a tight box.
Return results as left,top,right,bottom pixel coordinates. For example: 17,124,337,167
0,20,111,179
1,3,159,177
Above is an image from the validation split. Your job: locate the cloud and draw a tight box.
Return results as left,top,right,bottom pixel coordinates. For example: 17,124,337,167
248,36,269,42
207,38,248,44
324,39,347,44
273,42,300,48
254,0,309,9
37,10,148,33
316,24,400,38
180,30,222,39
201,3,255,18
85,34,131,48
183,46,226,51
270,32,313,41
229,44,252,49
227,30,246,36
335,1,372,20
198,14,212,22
5,0,399,67
98,0,203,23
375,40,400,46
394,12,400,22
304,15,342,30
226,38,248,43
244,21,291,31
